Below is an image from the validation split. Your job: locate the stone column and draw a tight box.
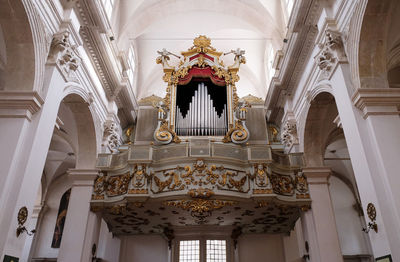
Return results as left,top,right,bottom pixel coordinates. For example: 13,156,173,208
315,28,394,259
300,210,321,262
331,63,396,259
0,66,66,260
58,169,100,262
303,167,343,262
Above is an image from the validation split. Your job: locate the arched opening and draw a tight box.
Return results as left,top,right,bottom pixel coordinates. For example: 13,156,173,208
358,0,400,89
26,93,98,260
303,92,372,260
303,92,337,167
0,0,36,91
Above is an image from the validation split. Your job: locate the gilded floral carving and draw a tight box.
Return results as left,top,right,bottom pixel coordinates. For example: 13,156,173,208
151,159,250,194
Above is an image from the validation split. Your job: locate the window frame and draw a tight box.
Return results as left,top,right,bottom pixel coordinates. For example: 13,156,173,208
126,45,136,86
101,0,115,20
173,235,233,262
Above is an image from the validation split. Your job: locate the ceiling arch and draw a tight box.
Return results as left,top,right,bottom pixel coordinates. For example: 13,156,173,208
114,0,288,101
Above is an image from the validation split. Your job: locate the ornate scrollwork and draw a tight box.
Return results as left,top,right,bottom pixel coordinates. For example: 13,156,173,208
295,172,308,194
151,159,250,194
102,120,121,153
315,29,347,78
154,101,181,144
92,173,106,200
164,199,236,224
270,172,295,196
106,173,131,197
253,164,270,188
155,36,248,144
223,120,249,143
132,164,148,188
281,120,298,149
48,29,81,81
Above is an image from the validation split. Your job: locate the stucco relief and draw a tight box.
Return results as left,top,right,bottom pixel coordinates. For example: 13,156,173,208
48,30,81,82
281,120,299,149
315,29,347,79
102,120,121,153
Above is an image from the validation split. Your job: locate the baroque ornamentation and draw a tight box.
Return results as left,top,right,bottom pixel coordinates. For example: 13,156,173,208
253,164,272,189
106,173,131,197
270,172,295,196
153,101,180,144
240,94,264,105
164,199,236,224
132,164,148,188
151,159,250,194
315,29,347,77
48,29,81,81
138,94,163,106
154,36,247,144
102,120,121,153
281,120,298,149
223,101,250,144
295,172,309,194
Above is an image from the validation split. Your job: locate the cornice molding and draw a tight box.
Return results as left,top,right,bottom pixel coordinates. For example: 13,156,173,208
352,88,400,118
68,168,99,186
0,91,44,121
302,167,331,185
265,0,321,123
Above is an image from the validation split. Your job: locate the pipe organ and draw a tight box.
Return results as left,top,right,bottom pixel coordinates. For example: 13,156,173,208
91,36,311,241
154,35,250,144
175,82,228,136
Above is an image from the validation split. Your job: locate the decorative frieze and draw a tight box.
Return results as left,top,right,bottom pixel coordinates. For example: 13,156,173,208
151,159,250,194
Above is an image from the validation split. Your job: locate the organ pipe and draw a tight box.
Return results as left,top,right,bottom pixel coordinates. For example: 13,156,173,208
175,82,228,136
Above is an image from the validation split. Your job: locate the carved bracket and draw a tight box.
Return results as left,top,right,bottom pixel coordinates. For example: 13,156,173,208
281,120,299,150
102,120,121,153
315,29,347,79
48,29,81,82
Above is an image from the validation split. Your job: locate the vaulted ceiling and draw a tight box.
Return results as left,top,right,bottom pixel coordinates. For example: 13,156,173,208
112,0,290,100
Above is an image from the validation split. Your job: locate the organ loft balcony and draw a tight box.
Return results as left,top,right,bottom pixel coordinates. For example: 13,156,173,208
91,36,310,240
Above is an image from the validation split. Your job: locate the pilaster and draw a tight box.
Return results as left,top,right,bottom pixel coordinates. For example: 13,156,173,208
303,167,343,262
58,169,100,262
331,61,397,260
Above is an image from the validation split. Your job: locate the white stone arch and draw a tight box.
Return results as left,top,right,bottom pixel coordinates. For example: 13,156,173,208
297,83,334,152
59,85,99,169
0,0,46,93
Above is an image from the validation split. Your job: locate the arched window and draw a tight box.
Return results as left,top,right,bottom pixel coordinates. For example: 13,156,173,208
266,45,276,83
127,45,136,85
285,0,295,17
101,0,115,19
51,188,71,248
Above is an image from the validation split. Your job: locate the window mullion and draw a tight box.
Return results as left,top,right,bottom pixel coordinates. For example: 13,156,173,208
200,238,205,262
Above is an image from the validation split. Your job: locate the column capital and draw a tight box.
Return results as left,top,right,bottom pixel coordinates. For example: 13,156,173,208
67,169,99,187
352,88,400,118
302,167,331,184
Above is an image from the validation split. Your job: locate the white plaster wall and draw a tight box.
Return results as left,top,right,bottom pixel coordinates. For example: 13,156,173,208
119,235,168,262
97,219,121,262
238,234,285,262
32,176,72,259
329,176,369,255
